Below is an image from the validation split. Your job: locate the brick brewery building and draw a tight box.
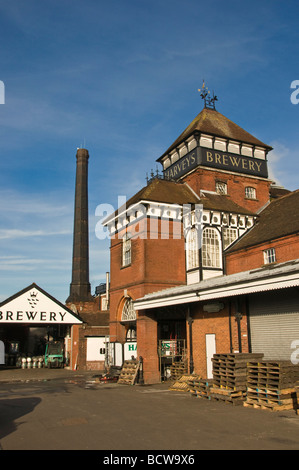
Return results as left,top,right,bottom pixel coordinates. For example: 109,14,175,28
103,85,299,384
2,87,298,379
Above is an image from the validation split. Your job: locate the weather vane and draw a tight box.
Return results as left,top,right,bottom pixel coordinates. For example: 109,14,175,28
198,80,218,110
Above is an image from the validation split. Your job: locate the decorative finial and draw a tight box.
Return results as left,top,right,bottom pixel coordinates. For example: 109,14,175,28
198,80,218,110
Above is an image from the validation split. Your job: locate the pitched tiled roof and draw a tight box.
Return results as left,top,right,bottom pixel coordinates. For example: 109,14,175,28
103,178,254,224
124,178,200,206
226,189,299,252
199,191,255,215
158,108,272,161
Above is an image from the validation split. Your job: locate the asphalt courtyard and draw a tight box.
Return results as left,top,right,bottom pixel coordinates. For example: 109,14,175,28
0,367,299,453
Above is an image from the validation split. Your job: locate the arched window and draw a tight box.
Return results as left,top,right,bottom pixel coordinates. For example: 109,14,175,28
121,297,136,322
122,232,132,266
202,228,221,268
186,227,199,270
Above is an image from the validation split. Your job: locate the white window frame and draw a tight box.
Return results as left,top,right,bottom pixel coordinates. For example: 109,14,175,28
186,227,200,271
202,228,221,268
122,232,132,267
263,248,276,264
126,327,137,342
222,227,238,250
245,187,256,199
215,181,227,195
121,297,136,322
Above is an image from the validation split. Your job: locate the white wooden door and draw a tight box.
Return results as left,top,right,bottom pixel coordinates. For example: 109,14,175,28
206,334,216,379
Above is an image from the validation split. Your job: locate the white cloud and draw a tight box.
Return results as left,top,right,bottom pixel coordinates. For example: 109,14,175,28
0,228,71,240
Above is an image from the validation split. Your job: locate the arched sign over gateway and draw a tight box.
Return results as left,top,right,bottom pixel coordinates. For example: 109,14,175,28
0,283,83,325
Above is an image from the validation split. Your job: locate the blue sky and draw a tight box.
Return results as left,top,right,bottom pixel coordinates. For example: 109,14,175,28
0,0,298,303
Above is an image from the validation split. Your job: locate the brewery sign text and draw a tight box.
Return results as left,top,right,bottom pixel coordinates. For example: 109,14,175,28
163,147,268,180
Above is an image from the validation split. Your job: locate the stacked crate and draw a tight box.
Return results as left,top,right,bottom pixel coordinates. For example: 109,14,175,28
210,353,264,405
244,360,299,411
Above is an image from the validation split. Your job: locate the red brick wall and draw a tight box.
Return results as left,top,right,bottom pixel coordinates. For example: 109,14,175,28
189,301,249,378
66,297,108,370
109,217,187,344
226,234,299,275
137,311,160,384
182,167,271,213
78,325,109,370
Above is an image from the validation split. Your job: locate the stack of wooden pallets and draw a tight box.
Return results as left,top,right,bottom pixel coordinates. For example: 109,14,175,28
188,378,213,399
210,353,264,405
244,360,299,411
168,374,199,392
117,359,140,385
169,361,188,381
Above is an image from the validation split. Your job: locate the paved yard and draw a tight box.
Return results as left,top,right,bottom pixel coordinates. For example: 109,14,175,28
0,369,299,452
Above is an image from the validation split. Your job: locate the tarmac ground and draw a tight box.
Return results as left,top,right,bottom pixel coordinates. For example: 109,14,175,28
1,366,299,453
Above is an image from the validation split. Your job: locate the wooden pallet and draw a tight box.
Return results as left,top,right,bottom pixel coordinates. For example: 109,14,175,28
169,374,198,392
188,378,213,399
169,361,188,381
117,359,140,385
244,360,299,411
211,353,265,404
212,353,264,395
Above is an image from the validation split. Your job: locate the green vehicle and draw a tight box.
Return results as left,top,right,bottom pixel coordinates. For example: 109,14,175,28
44,341,64,368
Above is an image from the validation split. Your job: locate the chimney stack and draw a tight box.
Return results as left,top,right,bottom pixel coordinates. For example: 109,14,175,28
66,148,93,303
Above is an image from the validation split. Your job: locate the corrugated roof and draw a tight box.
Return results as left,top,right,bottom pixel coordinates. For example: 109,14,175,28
157,108,272,161
134,259,299,308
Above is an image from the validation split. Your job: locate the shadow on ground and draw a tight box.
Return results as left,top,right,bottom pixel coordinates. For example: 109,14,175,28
0,397,41,441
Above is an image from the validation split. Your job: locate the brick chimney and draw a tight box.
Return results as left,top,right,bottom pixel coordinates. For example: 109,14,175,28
66,148,93,303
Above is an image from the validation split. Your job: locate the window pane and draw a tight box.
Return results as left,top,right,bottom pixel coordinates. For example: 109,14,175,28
222,228,238,249
121,297,136,321
122,232,131,266
216,181,227,195
187,228,199,270
245,187,256,199
263,248,276,264
202,228,221,268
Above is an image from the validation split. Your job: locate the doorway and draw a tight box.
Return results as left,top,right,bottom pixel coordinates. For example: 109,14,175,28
206,334,216,379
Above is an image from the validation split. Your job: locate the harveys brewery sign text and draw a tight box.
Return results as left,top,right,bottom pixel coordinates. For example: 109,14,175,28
0,284,82,324
164,147,268,180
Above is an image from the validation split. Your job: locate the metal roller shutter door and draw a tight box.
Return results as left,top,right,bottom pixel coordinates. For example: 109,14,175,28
249,289,299,361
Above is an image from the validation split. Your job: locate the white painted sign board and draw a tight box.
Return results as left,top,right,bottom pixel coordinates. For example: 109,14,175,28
0,283,82,324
